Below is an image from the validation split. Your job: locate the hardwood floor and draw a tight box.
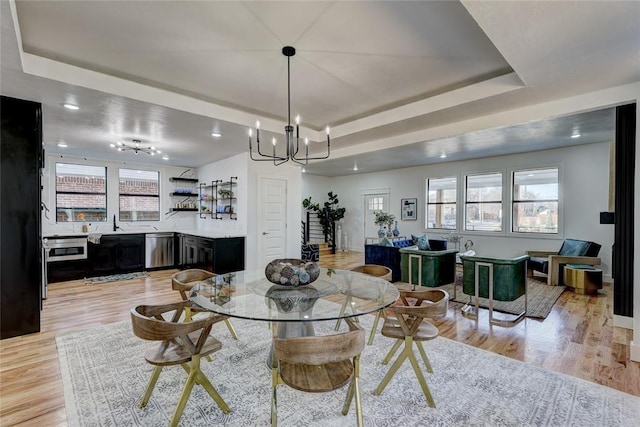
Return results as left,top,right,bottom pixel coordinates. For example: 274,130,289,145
1,252,638,426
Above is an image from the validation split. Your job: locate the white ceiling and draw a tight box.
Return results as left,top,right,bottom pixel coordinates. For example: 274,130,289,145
2,1,639,176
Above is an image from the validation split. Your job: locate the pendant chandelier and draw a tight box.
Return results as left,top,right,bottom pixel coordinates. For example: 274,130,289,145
111,139,161,156
248,46,330,166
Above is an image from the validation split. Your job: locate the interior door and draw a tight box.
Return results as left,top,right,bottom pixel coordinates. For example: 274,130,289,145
363,191,389,242
260,177,287,267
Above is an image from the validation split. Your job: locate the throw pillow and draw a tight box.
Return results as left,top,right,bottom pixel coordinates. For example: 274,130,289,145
416,236,431,251
411,234,423,245
379,237,394,247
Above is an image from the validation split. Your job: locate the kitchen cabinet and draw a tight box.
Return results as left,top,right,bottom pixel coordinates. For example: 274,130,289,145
1,96,43,338
178,234,245,273
88,234,145,276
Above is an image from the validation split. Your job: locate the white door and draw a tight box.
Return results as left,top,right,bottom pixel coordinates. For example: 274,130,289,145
363,191,389,243
260,177,287,266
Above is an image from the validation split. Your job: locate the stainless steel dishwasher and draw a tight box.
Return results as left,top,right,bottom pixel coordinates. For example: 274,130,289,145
145,233,175,268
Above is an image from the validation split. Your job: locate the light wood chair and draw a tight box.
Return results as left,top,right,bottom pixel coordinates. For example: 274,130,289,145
172,269,238,339
373,289,448,408
130,301,231,427
271,318,365,427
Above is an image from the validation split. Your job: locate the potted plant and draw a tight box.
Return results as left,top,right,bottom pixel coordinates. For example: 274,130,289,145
302,192,346,252
373,211,395,238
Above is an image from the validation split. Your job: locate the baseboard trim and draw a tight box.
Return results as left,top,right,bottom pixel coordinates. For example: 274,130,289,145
613,314,634,330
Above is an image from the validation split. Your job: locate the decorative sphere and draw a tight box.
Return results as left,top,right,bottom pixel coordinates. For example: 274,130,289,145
265,259,320,286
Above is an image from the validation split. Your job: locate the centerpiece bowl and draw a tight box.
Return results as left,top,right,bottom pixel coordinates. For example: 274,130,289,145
265,258,320,287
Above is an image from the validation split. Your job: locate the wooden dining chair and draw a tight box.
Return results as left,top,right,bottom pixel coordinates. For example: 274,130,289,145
130,300,231,427
172,269,238,339
373,289,448,408
271,318,366,427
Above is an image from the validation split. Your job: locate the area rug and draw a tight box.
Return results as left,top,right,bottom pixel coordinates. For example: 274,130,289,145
85,271,150,285
397,274,564,319
56,315,639,426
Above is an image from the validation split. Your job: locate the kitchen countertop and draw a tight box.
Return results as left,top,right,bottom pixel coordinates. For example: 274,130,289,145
43,230,246,239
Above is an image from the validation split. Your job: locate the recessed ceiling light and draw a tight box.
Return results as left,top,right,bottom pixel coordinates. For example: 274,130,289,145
63,103,80,110
440,153,447,158
57,142,68,148
301,167,306,173
571,133,581,138
211,132,222,138
162,155,169,160
353,165,358,171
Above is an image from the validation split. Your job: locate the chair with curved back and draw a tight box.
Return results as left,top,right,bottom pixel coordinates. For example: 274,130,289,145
271,318,366,427
172,269,238,339
130,300,231,427
373,288,448,408
346,264,393,345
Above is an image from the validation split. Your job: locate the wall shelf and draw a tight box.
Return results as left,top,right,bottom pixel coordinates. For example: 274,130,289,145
169,177,198,183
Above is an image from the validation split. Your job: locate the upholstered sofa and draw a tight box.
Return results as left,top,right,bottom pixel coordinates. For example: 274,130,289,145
526,239,601,286
364,238,447,282
459,254,529,326
399,247,458,287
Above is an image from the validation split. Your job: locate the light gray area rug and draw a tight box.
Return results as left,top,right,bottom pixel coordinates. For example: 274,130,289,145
57,315,639,426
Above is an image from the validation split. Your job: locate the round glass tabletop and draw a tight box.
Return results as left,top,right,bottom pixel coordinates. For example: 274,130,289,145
189,267,399,322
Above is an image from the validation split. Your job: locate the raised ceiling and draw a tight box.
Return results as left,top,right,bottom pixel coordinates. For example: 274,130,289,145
2,1,639,176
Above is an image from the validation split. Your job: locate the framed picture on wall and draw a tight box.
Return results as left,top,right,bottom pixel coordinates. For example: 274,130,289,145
401,198,417,220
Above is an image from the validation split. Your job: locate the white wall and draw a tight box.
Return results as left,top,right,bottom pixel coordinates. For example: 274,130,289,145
196,153,248,238
303,142,615,278
42,154,196,236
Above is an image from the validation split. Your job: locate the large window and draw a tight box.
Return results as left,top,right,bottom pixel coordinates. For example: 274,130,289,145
465,172,502,232
56,163,107,222
512,167,559,233
426,177,457,230
119,169,160,221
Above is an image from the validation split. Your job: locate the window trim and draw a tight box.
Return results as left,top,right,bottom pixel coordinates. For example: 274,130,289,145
55,162,107,223
508,164,563,238
118,168,161,222
425,175,457,231
463,170,504,234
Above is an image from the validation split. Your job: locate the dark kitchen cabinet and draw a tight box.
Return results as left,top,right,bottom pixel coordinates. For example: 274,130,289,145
88,234,145,276
178,235,245,273
1,96,43,339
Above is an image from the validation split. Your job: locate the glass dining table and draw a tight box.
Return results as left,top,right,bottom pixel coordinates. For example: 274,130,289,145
189,267,399,346
187,267,395,422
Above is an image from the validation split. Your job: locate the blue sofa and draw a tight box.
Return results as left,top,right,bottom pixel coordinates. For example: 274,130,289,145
365,238,447,282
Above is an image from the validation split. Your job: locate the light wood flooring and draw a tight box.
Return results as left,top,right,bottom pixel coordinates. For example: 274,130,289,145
1,251,638,426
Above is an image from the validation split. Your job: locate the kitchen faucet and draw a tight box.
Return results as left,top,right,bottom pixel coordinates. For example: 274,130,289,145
113,214,119,232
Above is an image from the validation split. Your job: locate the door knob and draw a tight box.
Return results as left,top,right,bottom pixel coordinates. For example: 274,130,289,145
262,232,270,235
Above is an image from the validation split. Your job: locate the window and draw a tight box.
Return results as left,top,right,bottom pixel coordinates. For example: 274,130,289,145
512,167,559,233
368,196,384,212
465,172,502,232
56,163,107,222
119,169,160,221
426,177,456,230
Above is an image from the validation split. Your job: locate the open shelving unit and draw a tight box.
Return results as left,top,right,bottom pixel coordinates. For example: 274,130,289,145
169,177,199,212
215,176,237,220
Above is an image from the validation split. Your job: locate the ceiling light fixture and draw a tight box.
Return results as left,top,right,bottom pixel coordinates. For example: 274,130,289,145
440,153,447,158
248,46,330,166
63,103,79,110
353,164,358,171
571,133,581,138
110,139,162,156
57,142,68,148
211,132,222,138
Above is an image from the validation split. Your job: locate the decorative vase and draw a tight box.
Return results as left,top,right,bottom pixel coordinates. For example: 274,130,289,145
377,224,385,238
386,227,393,238
392,221,400,237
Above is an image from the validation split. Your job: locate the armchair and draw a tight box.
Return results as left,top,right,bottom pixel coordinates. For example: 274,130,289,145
460,255,529,326
399,247,458,288
526,239,601,286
